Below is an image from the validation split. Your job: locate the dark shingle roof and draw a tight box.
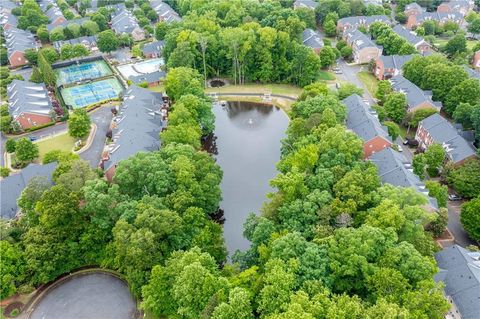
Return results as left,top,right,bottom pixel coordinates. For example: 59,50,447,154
338,15,390,28
344,29,379,50
343,94,390,143
45,5,65,23
379,54,415,71
150,0,181,22
435,245,480,319
142,40,164,56
415,11,464,24
0,162,57,219
369,148,438,210
419,113,477,164
405,2,424,12
111,8,141,34
4,27,37,58
0,0,19,11
53,35,98,51
47,17,90,32
103,86,164,172
0,11,18,27
7,80,53,119
130,70,165,85
390,75,442,111
463,65,480,79
302,28,324,49
392,25,425,47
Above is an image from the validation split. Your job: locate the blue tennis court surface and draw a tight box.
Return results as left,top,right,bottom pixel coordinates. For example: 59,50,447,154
61,78,124,108
55,60,112,86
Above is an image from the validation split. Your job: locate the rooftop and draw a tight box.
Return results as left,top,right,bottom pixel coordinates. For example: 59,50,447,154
293,0,318,9
302,28,324,49
0,162,57,220
7,79,53,120
150,0,181,22
344,29,380,50
463,65,480,79
53,35,98,51
419,113,477,164
0,10,18,28
392,25,426,47
435,245,480,319
405,2,424,12
338,15,390,28
343,94,391,143
47,17,90,32
4,27,37,58
369,147,438,210
130,70,165,85
103,86,165,172
415,11,464,23
390,75,442,111
379,54,415,71
111,8,141,34
142,40,165,56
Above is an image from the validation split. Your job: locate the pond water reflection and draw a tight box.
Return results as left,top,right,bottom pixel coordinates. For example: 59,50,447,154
212,101,289,255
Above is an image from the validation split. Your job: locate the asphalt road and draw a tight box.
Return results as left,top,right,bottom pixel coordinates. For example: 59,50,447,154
29,272,136,319
447,201,476,247
1,106,112,168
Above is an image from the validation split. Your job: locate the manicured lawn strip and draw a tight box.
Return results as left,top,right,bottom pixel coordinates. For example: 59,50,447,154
357,71,379,96
204,83,302,97
317,70,336,81
35,133,77,161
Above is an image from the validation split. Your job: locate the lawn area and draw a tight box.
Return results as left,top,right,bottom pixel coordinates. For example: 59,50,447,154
317,70,336,81
35,132,77,161
148,83,165,93
357,71,378,96
205,83,302,97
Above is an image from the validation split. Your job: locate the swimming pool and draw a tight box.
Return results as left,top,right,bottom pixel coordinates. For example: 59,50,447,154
55,60,113,86
61,78,124,108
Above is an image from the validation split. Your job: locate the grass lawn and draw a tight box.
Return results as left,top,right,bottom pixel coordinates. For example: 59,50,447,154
357,71,378,96
205,83,302,97
148,83,165,93
35,132,77,161
317,70,336,81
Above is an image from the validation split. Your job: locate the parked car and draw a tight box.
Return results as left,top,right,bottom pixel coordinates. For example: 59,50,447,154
334,70,343,74
28,136,38,142
448,194,462,201
397,145,403,152
336,82,341,89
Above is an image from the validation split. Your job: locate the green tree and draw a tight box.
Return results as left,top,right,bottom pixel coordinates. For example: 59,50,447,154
36,26,49,42
0,167,10,178
424,144,445,177
406,108,438,128
384,121,400,141
29,66,43,83
444,79,480,116
68,109,91,138
453,103,474,129
468,17,480,34
165,67,204,101
167,41,195,68
97,30,119,53
384,92,407,123
49,26,66,42
91,12,108,31
5,138,16,153
155,21,169,40
38,51,56,86
15,138,39,163
24,49,38,65
375,80,392,105
444,35,467,56
319,46,336,68
0,241,25,299
446,159,480,199
340,45,353,58
323,19,337,37
425,180,448,208
81,20,99,36
211,287,253,319
299,82,329,101
460,196,480,241
40,48,59,64
413,154,426,179
337,83,363,99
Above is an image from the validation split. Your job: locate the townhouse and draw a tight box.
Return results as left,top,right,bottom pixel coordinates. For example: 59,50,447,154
150,0,182,23
390,75,442,112
111,7,145,41
437,0,474,15
343,29,383,64
0,0,19,13
293,0,318,10
343,94,392,158
392,25,432,54
4,27,38,68
0,11,18,30
337,15,390,32
130,70,166,87
404,2,425,17
0,162,57,220
53,35,98,53
7,80,54,130
406,11,464,29
434,245,480,319
415,113,477,165
302,28,324,53
369,147,439,212
46,17,90,32
142,40,164,58
374,54,415,80
39,0,66,27
101,86,166,181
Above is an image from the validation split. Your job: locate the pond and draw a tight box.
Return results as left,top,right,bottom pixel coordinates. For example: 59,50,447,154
29,272,136,319
212,101,289,255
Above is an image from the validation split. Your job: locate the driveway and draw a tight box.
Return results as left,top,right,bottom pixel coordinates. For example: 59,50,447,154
447,201,476,247
11,67,33,81
1,107,112,169
28,272,136,319
79,106,113,166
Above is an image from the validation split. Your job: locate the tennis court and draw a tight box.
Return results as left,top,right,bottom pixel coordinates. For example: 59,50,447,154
61,78,124,108
55,60,113,86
